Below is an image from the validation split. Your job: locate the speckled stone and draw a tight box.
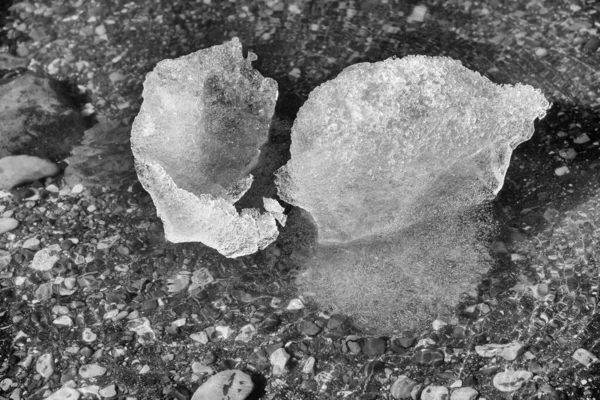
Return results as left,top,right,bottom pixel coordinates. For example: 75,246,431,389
362,337,386,356
300,321,321,336
46,388,80,400
475,342,525,361
412,349,445,366
390,375,418,399
78,363,107,378
270,348,291,376
191,370,253,400
493,370,533,392
421,385,449,400
450,387,478,400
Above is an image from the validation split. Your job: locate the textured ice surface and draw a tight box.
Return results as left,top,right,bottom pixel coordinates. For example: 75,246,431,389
131,38,280,257
276,55,550,243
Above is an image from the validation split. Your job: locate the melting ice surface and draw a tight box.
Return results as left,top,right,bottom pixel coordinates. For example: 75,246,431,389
132,38,550,267
276,55,550,244
131,38,283,258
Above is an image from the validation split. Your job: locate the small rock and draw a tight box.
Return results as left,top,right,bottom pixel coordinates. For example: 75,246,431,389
191,362,213,374
558,148,577,160
270,348,291,376
555,166,569,176
71,184,84,194
0,249,11,268
35,353,54,379
191,370,253,400
30,244,62,271
302,356,316,375
363,337,386,356
190,331,209,344
390,375,418,399
492,370,532,392
432,319,447,331
573,348,599,367
0,218,19,234
475,342,525,361
345,335,362,354
79,363,107,378
421,385,448,400
79,386,100,398
573,133,590,144
0,378,12,391
215,325,233,339
450,387,478,400
35,282,53,301
127,317,155,340
411,384,424,399
0,155,60,190
99,384,117,398
286,298,304,310
535,48,548,57
46,387,80,400
53,315,73,326
300,321,321,336
412,349,445,366
82,328,97,342
234,324,257,342
22,237,41,250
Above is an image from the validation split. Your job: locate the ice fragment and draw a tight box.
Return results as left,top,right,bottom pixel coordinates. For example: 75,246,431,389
276,55,550,243
131,38,281,257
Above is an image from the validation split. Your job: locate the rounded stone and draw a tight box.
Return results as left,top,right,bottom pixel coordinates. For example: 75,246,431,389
493,370,533,392
362,337,386,357
191,370,253,400
450,387,478,400
421,385,449,400
0,218,19,234
390,375,418,399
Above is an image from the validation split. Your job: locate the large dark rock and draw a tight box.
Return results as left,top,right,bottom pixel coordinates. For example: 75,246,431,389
0,72,85,161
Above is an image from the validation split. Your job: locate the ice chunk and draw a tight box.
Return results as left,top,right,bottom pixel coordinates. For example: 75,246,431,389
276,55,550,243
264,197,287,226
131,38,280,257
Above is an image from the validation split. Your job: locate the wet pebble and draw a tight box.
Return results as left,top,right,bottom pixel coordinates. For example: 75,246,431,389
421,385,448,400
29,244,62,271
53,315,73,326
46,387,80,400
475,342,525,361
127,317,155,340
492,370,533,392
286,298,304,310
235,324,256,342
190,331,209,344
450,387,478,400
270,348,290,376
412,349,444,366
573,348,599,367
79,363,107,378
0,249,10,268
0,217,19,234
82,328,97,342
345,335,361,354
190,370,253,400
22,237,40,250
390,375,418,399
191,362,213,374
302,356,316,375
99,384,117,397
35,353,54,379
362,337,386,356
300,321,321,336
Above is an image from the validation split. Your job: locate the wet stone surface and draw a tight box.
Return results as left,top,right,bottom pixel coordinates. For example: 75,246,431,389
1,0,600,399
